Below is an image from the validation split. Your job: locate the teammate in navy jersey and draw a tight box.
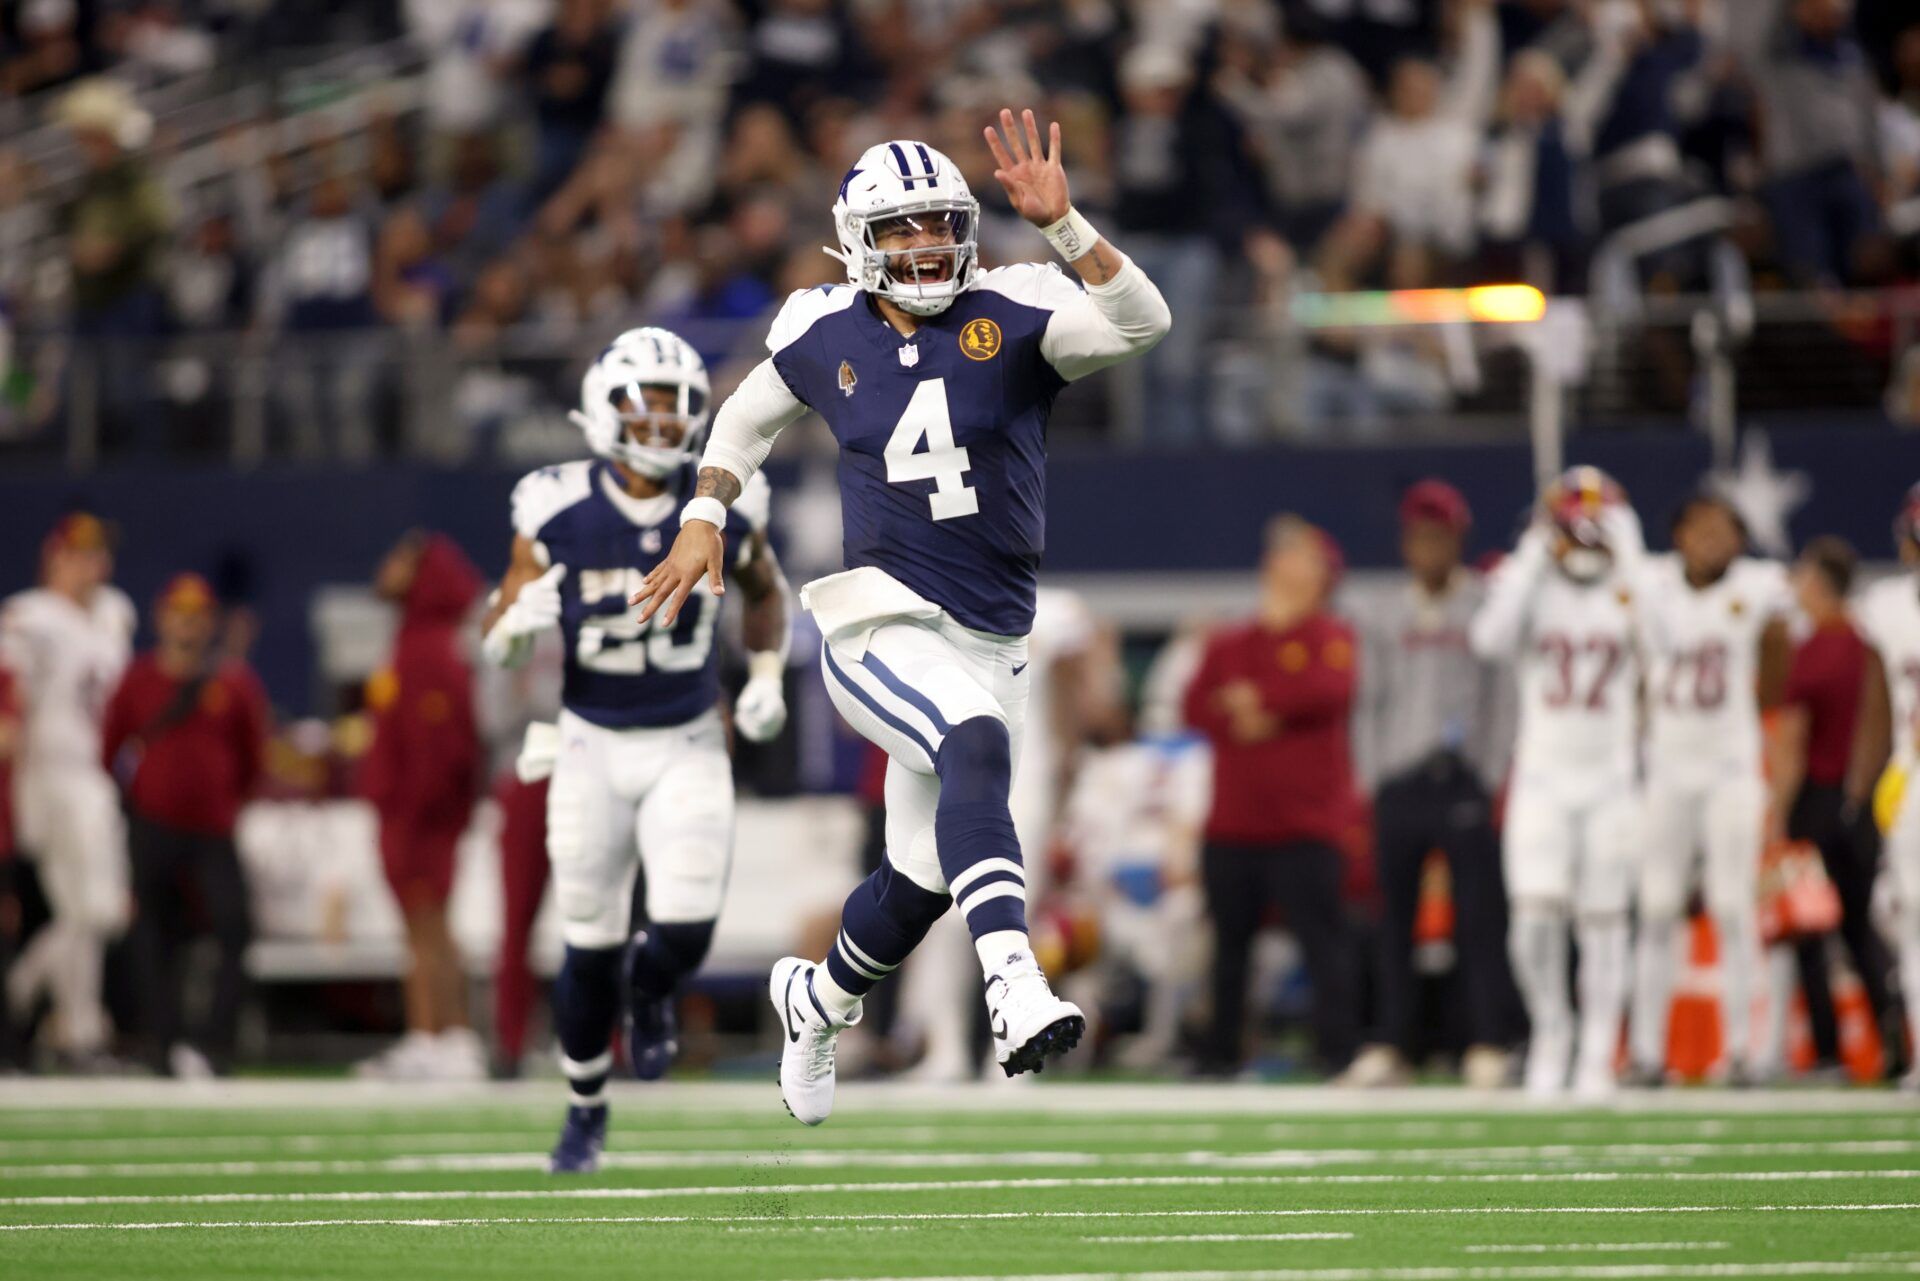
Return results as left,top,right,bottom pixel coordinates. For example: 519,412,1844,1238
482,327,790,1171
634,109,1171,1124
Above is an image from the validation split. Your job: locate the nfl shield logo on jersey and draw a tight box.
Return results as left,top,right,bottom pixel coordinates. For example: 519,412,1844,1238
640,529,662,554
898,344,920,368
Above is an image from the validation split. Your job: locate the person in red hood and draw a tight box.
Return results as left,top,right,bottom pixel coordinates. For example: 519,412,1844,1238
1184,514,1360,1077
358,531,485,1080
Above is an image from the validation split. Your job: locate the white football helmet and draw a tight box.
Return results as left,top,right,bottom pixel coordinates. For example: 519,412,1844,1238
828,140,980,316
569,327,711,480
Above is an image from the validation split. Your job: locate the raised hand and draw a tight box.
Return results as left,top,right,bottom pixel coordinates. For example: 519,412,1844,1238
983,108,1070,228
630,522,725,627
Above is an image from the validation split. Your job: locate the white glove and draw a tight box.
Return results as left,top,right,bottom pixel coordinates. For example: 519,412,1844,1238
482,564,564,668
734,655,787,743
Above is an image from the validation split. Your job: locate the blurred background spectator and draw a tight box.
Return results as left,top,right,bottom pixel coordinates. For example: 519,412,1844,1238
1185,516,1360,1078
102,573,268,1078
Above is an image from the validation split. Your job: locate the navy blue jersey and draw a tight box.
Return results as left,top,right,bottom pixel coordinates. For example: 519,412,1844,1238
512,459,770,730
767,264,1092,636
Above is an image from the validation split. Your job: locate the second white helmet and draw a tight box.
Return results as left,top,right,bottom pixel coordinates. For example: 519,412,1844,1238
570,327,711,480
828,140,980,317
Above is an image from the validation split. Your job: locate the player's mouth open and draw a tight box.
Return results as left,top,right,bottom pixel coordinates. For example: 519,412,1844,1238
899,257,952,285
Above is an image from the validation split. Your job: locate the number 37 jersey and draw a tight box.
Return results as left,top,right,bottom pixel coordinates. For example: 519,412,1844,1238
512,459,770,730
766,265,1095,638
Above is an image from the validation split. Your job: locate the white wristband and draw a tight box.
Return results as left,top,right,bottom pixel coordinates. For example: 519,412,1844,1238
1039,207,1100,263
681,496,727,529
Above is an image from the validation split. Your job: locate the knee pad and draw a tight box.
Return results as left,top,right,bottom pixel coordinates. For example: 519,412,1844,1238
872,860,951,938
631,920,716,998
934,716,1012,804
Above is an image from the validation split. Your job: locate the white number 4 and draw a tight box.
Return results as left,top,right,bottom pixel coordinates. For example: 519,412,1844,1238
885,378,978,521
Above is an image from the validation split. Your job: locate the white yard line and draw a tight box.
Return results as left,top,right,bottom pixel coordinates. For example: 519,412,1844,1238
0,1204,1916,1233
1462,1244,1733,1254
1,1174,1917,1209
0,1078,1910,1115
801,1268,1920,1281
6,1140,1919,1180
1082,1235,1357,1244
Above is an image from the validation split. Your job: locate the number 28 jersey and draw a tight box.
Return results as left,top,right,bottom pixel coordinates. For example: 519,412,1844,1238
765,265,1097,638
511,458,770,730
1635,555,1791,779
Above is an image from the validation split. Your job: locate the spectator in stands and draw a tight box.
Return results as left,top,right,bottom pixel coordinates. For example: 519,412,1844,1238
1478,50,1582,290
101,574,268,1077
426,133,525,284
1347,481,1518,1088
54,77,172,452
608,0,735,215
1739,0,1885,286
1773,536,1904,1078
1214,10,1372,260
1322,0,1497,290
267,170,380,459
1585,0,1708,243
1185,515,1360,1077
522,0,621,205
734,0,878,124
2,0,87,97
1109,42,1253,441
405,0,545,139
357,531,486,1081
374,205,458,332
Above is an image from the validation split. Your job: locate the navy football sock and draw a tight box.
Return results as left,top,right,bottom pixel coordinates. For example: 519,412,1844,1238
629,921,716,1000
823,861,951,999
553,944,621,1104
932,717,1028,942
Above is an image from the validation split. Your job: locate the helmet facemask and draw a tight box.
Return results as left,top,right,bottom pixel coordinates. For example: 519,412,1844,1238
835,197,979,317
600,381,706,480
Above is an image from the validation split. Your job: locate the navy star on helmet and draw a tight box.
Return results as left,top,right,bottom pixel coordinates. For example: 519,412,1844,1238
569,327,711,480
827,140,980,317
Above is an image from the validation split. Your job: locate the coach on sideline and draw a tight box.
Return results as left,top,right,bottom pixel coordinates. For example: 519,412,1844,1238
1185,515,1360,1077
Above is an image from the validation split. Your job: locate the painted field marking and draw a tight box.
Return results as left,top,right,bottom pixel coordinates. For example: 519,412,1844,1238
9,1138,1919,1181
803,1267,1920,1281
1462,1243,1733,1254
1,1204,1917,1233
1082,1234,1357,1244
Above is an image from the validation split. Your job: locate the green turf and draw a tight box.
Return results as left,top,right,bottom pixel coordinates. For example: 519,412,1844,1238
1,1084,1918,1280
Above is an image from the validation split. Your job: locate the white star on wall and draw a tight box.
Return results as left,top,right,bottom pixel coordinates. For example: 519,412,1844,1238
1706,432,1811,559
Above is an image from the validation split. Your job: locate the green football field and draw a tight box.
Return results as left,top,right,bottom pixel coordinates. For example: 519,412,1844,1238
2,1081,1917,1280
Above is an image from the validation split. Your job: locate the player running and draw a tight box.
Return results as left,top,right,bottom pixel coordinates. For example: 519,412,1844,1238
1471,468,1644,1098
1626,493,1791,1087
482,328,791,1171
1,514,135,1068
633,109,1171,1123
1853,484,1920,1093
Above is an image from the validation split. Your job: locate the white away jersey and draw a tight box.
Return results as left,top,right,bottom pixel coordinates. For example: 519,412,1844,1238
0,586,135,772
1472,540,1640,790
1857,572,1920,764
1636,555,1791,777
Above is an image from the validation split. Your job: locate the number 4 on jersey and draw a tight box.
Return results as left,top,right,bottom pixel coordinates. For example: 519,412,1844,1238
885,378,978,521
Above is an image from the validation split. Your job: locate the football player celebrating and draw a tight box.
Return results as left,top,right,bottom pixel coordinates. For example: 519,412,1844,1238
1471,468,1644,1098
634,110,1171,1123
483,328,791,1171
1626,493,1791,1087
1853,484,1920,1092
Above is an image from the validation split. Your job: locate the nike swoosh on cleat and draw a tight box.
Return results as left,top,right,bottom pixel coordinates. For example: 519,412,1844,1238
992,1015,1009,1041
782,970,802,1043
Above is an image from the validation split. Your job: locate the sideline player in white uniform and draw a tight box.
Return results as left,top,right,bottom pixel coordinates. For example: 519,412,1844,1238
482,328,791,1171
634,110,1171,1123
1471,468,1643,1097
1854,484,1920,1091
1,513,135,1061
1626,493,1792,1086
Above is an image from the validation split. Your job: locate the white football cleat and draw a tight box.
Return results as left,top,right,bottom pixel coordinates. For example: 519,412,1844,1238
770,957,859,1126
984,963,1085,1077
1522,1022,1572,1098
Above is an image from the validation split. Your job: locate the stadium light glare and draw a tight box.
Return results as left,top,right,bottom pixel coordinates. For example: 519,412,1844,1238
1292,284,1547,329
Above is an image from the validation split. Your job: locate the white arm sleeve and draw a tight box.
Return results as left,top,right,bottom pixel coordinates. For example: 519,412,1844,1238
1030,258,1173,383
700,358,808,489
1471,532,1550,661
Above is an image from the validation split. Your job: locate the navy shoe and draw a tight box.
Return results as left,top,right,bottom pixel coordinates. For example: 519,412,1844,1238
623,930,679,1081
547,1104,607,1174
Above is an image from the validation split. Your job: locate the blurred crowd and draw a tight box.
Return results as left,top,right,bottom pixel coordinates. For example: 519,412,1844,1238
5,0,1920,451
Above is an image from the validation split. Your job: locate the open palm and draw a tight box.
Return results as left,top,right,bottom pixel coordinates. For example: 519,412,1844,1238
983,108,1071,227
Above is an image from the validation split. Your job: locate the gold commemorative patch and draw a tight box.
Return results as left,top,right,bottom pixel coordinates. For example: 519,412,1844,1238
959,318,1002,361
